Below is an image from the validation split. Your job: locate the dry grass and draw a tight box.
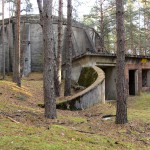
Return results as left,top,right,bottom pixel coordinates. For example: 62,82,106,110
0,73,150,150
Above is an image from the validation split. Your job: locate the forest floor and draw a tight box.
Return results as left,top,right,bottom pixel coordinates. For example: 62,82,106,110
0,73,150,150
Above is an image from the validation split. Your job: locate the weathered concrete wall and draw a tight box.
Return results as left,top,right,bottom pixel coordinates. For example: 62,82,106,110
125,63,150,94
0,25,10,74
0,16,99,74
0,22,32,75
30,23,43,71
72,55,150,98
57,66,105,110
71,55,116,81
21,23,31,75
74,80,105,109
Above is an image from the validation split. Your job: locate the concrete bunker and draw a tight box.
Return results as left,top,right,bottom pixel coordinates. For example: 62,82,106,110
57,66,105,110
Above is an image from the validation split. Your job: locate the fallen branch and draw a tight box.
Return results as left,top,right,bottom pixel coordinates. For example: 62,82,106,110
6,116,20,124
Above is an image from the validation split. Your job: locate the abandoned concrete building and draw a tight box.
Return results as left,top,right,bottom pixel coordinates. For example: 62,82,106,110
0,15,150,109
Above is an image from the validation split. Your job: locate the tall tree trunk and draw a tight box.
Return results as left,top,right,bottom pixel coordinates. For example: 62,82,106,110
13,0,21,87
42,0,56,118
64,0,72,96
8,1,11,72
139,6,141,55
115,0,128,124
107,33,110,52
100,2,104,52
2,0,5,79
128,0,134,54
37,0,43,28
55,0,63,97
143,1,147,55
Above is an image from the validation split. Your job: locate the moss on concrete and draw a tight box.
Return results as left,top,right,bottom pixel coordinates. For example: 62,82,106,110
78,67,98,88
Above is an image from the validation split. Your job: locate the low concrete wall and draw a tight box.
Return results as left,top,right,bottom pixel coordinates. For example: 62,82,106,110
57,66,105,110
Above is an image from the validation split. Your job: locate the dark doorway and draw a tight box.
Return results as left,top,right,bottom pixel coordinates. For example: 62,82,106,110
129,70,135,95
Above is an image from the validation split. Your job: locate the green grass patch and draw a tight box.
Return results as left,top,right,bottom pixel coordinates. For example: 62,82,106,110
0,119,136,150
128,93,150,123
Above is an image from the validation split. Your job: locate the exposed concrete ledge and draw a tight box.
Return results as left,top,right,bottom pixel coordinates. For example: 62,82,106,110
57,66,105,110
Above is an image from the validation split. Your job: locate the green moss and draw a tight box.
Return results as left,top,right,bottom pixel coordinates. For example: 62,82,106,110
78,67,98,87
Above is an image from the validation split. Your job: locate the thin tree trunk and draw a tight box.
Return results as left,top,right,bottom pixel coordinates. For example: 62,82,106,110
128,0,134,54
43,0,56,118
55,0,63,97
107,33,110,51
100,2,104,52
143,1,147,55
37,0,43,28
115,0,128,124
64,0,72,96
138,3,142,55
13,0,21,87
8,1,11,72
2,0,5,79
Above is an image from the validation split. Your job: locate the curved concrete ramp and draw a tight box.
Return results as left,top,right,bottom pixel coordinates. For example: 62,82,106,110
57,66,105,110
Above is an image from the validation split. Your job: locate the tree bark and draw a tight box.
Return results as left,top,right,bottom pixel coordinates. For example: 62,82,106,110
37,0,43,27
100,2,105,52
138,4,142,54
42,0,56,118
128,0,134,54
55,0,63,97
115,0,128,124
2,0,5,79
64,0,72,96
13,0,21,87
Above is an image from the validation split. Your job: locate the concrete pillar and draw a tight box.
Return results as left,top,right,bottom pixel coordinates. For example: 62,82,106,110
135,70,139,95
101,79,105,104
8,23,14,71
138,68,142,94
147,70,150,87
4,25,9,72
23,23,31,76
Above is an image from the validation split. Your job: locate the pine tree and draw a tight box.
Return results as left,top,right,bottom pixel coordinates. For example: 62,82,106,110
13,0,21,87
55,0,63,97
37,0,56,118
115,0,128,124
1,0,5,79
64,0,72,96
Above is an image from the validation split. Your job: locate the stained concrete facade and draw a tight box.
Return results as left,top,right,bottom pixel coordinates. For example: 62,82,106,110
0,15,150,101
0,15,101,75
71,54,150,100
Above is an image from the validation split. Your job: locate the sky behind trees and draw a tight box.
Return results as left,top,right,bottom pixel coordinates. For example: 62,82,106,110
0,0,96,20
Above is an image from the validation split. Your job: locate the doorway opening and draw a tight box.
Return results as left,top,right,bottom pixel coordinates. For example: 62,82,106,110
129,70,136,95
142,69,148,87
